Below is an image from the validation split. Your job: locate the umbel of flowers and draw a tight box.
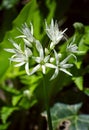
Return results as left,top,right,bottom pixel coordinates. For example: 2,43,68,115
5,19,79,130
5,19,78,80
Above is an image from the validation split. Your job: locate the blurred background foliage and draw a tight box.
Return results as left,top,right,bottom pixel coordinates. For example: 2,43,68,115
0,0,89,130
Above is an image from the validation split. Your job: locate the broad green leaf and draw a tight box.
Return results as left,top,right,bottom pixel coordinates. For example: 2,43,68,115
49,103,89,130
1,106,18,123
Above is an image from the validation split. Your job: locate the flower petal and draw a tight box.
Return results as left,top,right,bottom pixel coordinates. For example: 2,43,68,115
30,64,40,75
36,40,44,59
14,62,25,67
25,62,30,75
45,63,56,68
50,67,59,80
42,65,46,74
23,38,32,47
4,49,16,53
60,68,72,76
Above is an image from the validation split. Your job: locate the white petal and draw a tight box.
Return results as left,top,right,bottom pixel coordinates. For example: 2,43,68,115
25,47,32,57
9,39,21,50
25,62,30,75
60,68,72,76
54,49,59,65
50,68,59,80
36,40,44,59
44,55,50,62
61,64,73,69
45,63,56,68
60,55,72,65
4,49,16,53
23,38,32,47
16,35,26,38
10,57,24,62
14,62,25,67
33,57,41,63
50,42,55,49
30,64,40,75
30,22,33,35
42,65,46,74
50,19,54,30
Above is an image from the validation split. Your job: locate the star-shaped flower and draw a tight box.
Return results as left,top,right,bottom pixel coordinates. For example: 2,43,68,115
66,37,78,53
45,19,67,49
5,39,32,75
16,23,35,47
50,50,73,80
29,40,56,75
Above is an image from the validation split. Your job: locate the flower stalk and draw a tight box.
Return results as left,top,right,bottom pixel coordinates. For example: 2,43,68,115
43,74,53,130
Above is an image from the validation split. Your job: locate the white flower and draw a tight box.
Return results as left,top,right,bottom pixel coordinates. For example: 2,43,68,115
45,19,67,49
29,40,56,75
50,50,73,80
5,39,32,75
66,37,78,53
16,23,34,47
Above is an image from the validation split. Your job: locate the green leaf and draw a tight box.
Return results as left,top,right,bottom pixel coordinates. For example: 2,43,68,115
0,85,20,95
18,97,37,109
12,94,22,106
49,103,89,130
1,106,18,123
0,122,10,130
84,88,89,96
73,76,83,90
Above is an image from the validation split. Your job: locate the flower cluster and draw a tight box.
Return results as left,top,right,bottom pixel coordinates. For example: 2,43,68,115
5,19,78,80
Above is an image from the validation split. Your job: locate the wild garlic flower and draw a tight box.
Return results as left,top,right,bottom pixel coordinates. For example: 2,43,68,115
66,40,78,53
45,19,67,49
5,39,32,75
16,23,34,47
50,50,73,80
30,40,56,75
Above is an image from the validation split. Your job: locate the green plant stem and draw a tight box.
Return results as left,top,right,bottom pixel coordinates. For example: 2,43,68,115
43,74,53,130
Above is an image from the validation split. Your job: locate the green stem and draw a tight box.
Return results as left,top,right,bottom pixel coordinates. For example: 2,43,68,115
43,74,53,130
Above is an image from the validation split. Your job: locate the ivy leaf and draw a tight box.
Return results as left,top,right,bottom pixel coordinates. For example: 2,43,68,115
47,103,89,130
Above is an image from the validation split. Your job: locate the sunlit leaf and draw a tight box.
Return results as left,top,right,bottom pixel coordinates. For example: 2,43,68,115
12,94,22,106
73,76,83,90
0,122,10,130
1,106,18,123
